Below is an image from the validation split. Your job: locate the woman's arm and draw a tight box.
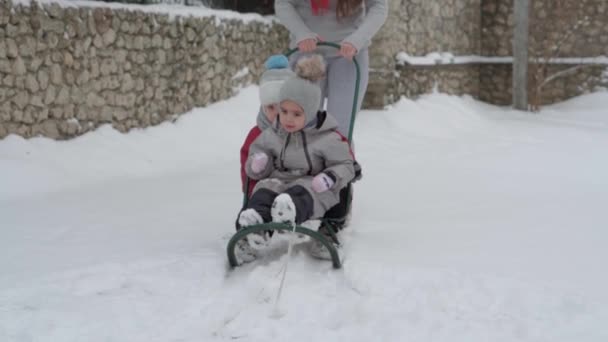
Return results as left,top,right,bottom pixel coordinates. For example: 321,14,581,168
343,0,389,51
274,0,318,44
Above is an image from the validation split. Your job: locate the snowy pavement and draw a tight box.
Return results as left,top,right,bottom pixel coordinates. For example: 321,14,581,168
1,88,608,341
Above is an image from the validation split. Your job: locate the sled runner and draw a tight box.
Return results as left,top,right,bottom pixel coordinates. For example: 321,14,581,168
227,42,361,269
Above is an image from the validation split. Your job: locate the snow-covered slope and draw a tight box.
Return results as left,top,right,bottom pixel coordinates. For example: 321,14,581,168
1,88,607,341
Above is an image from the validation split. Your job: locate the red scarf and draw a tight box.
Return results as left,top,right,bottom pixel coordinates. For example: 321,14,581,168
310,0,330,15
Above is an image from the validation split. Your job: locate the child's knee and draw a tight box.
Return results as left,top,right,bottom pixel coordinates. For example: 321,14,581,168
254,178,284,193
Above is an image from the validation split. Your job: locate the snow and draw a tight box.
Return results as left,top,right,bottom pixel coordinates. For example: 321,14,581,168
231,67,250,80
12,0,274,24
397,52,608,66
2,87,608,341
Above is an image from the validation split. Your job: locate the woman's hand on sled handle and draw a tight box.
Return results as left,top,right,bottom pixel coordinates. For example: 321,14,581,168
339,42,357,60
312,172,336,193
297,37,318,53
250,152,269,174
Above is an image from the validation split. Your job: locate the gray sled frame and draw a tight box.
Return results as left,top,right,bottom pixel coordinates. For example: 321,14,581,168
227,43,360,269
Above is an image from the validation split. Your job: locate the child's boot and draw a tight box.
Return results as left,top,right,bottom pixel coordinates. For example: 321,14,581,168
238,208,263,226
238,209,270,248
271,193,297,224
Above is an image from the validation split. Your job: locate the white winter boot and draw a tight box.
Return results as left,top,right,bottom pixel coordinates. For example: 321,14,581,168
238,209,270,249
238,209,264,227
271,194,297,224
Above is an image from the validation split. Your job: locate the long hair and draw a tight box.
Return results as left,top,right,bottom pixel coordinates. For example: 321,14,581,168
336,0,363,18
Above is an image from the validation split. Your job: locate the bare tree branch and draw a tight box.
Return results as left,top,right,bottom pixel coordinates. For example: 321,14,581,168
538,65,588,89
527,0,592,111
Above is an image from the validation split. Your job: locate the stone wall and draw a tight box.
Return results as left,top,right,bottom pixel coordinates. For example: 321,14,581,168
406,0,481,55
478,0,608,105
0,0,288,139
368,0,608,109
396,64,480,100
481,0,608,57
480,64,608,106
366,0,481,108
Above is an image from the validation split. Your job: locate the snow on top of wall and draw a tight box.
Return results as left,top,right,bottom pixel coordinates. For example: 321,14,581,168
396,52,512,66
11,0,276,25
397,52,608,66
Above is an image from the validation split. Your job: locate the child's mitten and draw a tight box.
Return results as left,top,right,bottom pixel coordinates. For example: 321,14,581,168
312,173,335,193
251,153,269,173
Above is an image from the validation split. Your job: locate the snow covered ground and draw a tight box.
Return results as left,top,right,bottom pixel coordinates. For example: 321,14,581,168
1,88,608,341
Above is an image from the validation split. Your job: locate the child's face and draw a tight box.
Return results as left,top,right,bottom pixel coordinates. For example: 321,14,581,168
279,100,306,133
263,104,279,123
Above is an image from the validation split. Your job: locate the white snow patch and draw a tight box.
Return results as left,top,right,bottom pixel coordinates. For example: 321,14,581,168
1,88,608,341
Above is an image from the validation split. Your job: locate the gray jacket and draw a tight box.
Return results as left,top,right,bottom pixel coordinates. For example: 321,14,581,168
246,112,355,191
274,0,388,52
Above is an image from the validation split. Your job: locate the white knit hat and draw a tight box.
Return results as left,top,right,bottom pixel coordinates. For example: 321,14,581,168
259,55,295,106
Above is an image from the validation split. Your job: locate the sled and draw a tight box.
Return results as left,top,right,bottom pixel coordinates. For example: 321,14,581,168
226,42,361,269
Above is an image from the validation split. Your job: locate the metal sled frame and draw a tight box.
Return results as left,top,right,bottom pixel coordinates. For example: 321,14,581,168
227,42,360,269
227,222,343,268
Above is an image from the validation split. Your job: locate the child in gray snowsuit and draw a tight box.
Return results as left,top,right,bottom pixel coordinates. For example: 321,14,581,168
237,55,355,260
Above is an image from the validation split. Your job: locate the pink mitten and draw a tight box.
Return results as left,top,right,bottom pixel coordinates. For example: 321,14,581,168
251,153,269,173
312,173,335,193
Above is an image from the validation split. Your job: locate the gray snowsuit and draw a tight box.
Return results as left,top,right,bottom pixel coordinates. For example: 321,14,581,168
245,111,355,224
